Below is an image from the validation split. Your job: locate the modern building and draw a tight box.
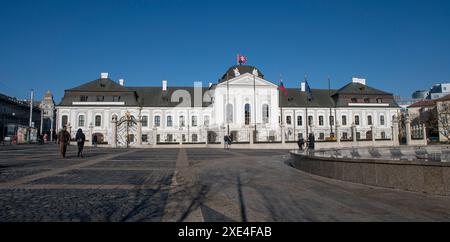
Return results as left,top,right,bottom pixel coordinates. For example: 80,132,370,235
428,83,450,100
56,65,401,147
0,92,41,142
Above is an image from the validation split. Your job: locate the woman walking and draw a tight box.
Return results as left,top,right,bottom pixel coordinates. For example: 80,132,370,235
75,129,86,158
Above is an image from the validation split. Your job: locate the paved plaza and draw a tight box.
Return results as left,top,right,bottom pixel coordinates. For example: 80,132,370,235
1,144,450,222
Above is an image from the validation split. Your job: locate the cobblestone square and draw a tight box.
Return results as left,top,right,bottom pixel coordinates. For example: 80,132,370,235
1,144,450,222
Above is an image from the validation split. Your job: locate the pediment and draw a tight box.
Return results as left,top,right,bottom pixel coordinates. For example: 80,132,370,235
218,73,277,88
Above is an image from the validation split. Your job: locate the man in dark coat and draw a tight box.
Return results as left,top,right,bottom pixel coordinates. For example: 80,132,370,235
57,126,71,158
76,128,86,158
297,137,305,150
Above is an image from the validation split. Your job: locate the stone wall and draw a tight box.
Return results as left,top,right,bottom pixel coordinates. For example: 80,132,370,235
290,148,450,196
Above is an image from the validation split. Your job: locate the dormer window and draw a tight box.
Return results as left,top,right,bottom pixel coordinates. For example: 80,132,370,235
351,98,357,103
376,98,383,103
96,96,104,101
80,96,88,102
113,96,121,102
364,98,370,103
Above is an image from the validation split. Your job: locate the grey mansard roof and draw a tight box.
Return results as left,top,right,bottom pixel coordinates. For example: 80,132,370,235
58,68,399,108
59,77,213,107
280,89,336,108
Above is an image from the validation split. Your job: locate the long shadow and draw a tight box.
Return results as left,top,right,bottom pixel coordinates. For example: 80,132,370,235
237,175,247,222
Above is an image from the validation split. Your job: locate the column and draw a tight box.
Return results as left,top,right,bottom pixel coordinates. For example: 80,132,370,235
111,118,117,148
405,118,412,145
89,123,93,145
336,124,341,144
136,118,142,146
50,116,54,142
152,128,157,146
423,123,427,144
179,129,183,145
205,128,209,145
220,126,225,145
281,124,286,144
352,124,357,146
249,127,254,144
371,125,376,146
392,117,399,146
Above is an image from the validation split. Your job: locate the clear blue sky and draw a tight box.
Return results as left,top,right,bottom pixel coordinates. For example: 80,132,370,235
1,0,450,102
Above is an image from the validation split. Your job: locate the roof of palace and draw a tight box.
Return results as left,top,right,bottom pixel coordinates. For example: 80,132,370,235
59,66,399,108
219,65,264,83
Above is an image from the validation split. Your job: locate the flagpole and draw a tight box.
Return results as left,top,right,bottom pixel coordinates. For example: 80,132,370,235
253,73,257,142
279,74,283,142
328,76,333,137
305,75,309,142
227,71,230,136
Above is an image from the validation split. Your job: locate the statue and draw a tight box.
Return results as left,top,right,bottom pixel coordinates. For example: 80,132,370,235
252,68,258,76
233,68,240,77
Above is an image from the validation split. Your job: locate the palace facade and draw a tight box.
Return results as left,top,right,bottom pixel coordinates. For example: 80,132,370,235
56,65,400,147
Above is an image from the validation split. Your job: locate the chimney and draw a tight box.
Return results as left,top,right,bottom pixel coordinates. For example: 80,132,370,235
119,79,124,86
101,72,109,79
300,81,306,92
162,80,167,91
352,77,366,85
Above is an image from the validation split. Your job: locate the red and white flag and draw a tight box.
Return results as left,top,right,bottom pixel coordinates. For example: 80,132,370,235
237,54,247,65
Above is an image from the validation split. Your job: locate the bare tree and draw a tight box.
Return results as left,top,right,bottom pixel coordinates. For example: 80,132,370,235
437,103,450,142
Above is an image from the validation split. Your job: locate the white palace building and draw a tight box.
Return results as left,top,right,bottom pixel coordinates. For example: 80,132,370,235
56,65,401,148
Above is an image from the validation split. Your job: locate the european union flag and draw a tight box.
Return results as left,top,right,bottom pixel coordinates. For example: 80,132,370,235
305,80,313,101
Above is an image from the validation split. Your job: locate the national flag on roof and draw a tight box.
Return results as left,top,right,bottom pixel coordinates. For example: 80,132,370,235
237,54,247,65
279,79,288,96
305,80,313,101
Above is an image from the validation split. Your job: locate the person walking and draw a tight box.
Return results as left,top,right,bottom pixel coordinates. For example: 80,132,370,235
76,129,86,158
297,137,305,151
57,126,71,158
92,134,98,148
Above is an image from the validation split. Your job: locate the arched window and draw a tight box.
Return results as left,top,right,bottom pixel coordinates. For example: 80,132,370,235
179,115,185,127
319,116,324,126
297,116,302,126
78,115,85,127
244,103,251,125
167,116,172,127
204,115,210,126
61,115,68,127
112,114,118,121
154,115,161,127
226,104,233,123
262,104,269,124
95,115,101,127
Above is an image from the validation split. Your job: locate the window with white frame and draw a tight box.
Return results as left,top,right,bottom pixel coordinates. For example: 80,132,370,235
179,115,185,127
78,115,85,127
192,116,197,127
166,116,172,127
154,115,161,127
141,116,148,127
262,104,269,124
95,115,101,127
